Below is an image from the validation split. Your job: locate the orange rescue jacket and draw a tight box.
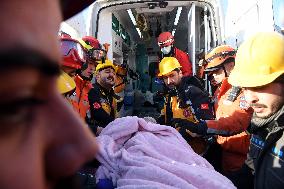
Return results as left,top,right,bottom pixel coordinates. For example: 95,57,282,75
206,78,253,173
67,75,92,120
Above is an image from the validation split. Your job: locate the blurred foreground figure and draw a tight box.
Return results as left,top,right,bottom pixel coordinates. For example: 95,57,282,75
0,0,98,189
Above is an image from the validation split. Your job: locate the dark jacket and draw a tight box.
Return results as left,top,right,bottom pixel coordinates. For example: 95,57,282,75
157,76,215,155
246,108,284,189
88,83,121,130
176,76,215,121
158,76,215,125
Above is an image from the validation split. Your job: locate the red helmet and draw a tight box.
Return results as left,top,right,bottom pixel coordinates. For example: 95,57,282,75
81,36,102,49
81,36,106,61
60,35,86,69
157,32,174,47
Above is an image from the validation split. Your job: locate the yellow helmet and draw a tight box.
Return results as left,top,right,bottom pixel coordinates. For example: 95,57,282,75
204,45,236,72
158,57,181,76
57,72,76,94
228,32,284,87
95,59,117,74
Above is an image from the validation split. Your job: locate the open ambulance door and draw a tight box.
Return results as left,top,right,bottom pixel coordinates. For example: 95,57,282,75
187,1,219,95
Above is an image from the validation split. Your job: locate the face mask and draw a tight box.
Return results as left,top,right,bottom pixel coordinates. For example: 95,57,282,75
161,46,172,54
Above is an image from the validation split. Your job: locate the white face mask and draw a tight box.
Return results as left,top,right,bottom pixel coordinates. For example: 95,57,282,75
161,46,172,54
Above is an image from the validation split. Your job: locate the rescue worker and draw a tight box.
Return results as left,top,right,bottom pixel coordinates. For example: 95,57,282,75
158,32,192,76
172,45,253,175
157,57,215,155
88,60,120,135
60,35,93,121
79,36,107,80
228,32,284,189
79,36,110,131
0,0,98,188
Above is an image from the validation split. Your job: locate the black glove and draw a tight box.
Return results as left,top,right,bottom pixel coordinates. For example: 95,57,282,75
171,118,208,136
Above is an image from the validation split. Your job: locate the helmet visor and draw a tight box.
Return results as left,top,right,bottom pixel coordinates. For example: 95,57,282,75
89,48,107,61
60,40,86,62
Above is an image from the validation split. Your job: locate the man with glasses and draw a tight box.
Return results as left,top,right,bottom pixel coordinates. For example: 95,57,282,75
77,36,111,134
0,0,98,189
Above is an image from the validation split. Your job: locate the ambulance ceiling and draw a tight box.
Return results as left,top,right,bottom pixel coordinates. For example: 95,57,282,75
103,1,192,49
96,0,217,53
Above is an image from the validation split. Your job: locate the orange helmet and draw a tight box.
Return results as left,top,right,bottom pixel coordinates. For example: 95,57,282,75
157,32,174,47
60,35,86,69
204,45,236,72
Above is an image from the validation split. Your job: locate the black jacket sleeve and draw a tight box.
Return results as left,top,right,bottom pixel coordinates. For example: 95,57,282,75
157,115,165,125
179,76,215,120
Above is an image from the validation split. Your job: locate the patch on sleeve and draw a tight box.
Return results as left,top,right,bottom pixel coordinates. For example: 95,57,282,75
201,103,209,110
239,96,250,110
93,102,101,109
183,109,191,117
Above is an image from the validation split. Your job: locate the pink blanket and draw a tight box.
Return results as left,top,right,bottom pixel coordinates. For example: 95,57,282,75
95,116,236,189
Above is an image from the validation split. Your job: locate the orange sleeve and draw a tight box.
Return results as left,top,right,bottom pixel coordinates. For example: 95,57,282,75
217,132,250,153
206,108,253,136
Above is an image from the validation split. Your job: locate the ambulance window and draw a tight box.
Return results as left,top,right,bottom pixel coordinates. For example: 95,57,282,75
272,0,284,34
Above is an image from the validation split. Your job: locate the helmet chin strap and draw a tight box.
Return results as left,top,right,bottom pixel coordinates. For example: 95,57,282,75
222,65,228,77
221,58,235,78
